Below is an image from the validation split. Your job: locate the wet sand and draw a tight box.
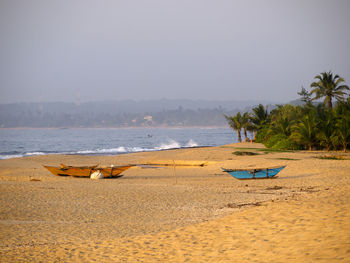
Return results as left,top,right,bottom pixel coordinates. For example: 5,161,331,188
0,143,349,262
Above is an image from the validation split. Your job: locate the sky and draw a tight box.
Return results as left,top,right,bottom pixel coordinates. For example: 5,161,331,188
0,0,350,104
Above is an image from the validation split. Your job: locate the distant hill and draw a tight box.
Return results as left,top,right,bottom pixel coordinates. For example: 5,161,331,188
288,98,305,106
0,99,277,128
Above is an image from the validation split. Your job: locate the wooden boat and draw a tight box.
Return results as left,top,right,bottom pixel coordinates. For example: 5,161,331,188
221,165,286,179
59,163,98,169
43,164,133,178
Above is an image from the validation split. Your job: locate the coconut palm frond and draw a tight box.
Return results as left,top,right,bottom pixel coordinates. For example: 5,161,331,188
309,71,349,108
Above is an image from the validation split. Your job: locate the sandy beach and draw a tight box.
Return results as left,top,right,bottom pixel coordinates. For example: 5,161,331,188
0,143,349,262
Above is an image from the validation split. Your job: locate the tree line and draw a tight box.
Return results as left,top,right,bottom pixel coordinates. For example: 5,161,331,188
225,71,350,151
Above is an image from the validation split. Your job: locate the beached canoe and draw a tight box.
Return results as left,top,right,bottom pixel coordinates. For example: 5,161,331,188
221,165,286,179
43,164,133,178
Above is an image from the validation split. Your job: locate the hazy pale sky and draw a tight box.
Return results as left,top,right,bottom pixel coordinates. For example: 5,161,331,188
1,0,349,103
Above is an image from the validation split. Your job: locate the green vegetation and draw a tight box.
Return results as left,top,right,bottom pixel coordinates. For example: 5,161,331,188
256,148,293,153
318,156,341,160
225,71,350,152
317,155,350,160
272,158,300,161
224,112,243,143
310,71,349,109
232,147,263,150
232,151,259,156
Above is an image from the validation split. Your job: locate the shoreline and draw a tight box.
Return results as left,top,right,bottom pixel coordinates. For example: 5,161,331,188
0,144,214,161
0,143,349,261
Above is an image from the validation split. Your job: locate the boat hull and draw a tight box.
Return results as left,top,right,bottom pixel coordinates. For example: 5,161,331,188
43,165,132,178
222,166,286,179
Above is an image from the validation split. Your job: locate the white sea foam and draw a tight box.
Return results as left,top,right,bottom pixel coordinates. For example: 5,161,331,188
185,139,198,147
76,146,152,155
0,154,24,160
77,147,127,154
0,140,199,160
26,152,46,156
0,152,47,160
76,139,198,155
96,147,127,153
129,147,149,152
155,139,181,150
76,150,96,154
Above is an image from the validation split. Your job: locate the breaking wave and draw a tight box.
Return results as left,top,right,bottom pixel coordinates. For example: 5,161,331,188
75,146,150,155
0,139,199,159
155,139,181,150
0,151,51,160
185,139,198,147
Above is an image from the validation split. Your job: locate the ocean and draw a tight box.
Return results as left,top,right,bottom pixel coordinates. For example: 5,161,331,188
0,127,239,160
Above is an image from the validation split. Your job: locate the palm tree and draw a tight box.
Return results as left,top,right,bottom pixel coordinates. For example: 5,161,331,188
310,71,349,108
241,112,252,142
333,115,350,152
291,112,318,151
224,112,243,143
268,105,297,137
251,104,269,129
332,101,350,152
298,86,312,105
315,105,336,151
250,104,269,140
246,117,256,142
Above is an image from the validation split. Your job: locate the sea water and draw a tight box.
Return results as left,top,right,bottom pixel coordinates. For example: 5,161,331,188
0,128,239,160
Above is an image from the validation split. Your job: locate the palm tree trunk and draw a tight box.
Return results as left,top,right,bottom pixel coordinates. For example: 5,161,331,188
328,98,332,109
309,144,312,151
237,130,242,143
243,128,248,142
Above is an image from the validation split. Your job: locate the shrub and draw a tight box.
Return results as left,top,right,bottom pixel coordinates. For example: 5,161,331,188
232,151,259,156
255,125,269,143
271,138,302,150
264,134,288,148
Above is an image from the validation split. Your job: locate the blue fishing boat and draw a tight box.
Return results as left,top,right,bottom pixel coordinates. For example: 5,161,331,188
221,165,286,179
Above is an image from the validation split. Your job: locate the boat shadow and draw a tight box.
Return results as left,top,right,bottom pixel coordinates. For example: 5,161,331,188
101,175,124,179
278,173,320,179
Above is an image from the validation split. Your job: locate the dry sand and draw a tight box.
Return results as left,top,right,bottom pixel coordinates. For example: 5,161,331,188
0,143,349,262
